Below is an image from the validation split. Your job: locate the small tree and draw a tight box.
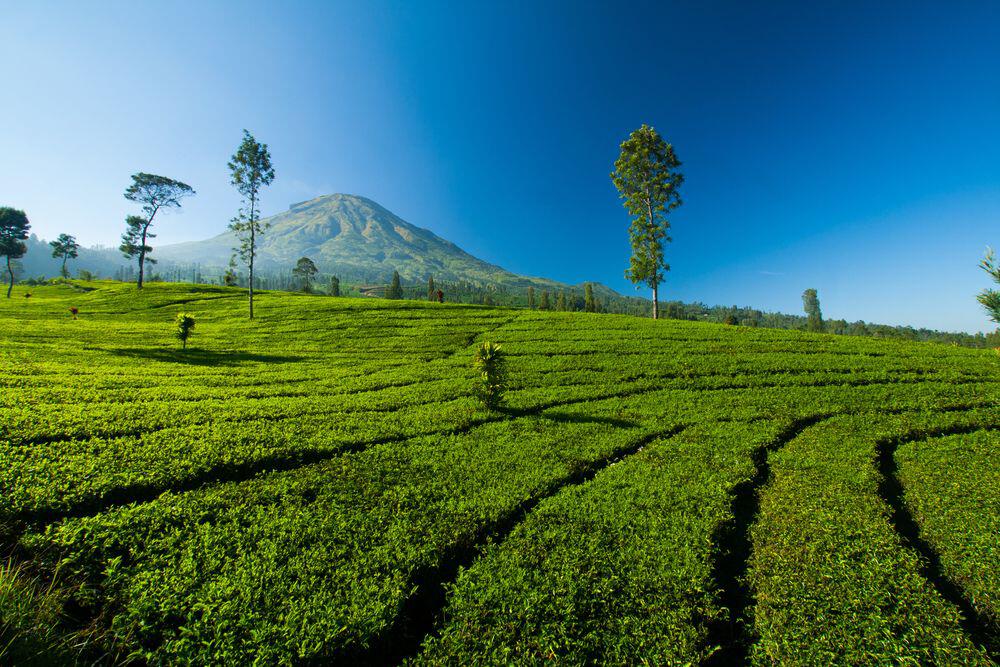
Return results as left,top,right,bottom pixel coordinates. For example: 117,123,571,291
540,290,551,310
0,208,30,298
122,173,195,288
228,130,275,319
427,276,435,301
473,341,506,410
527,286,535,309
584,283,596,312
175,312,195,349
612,124,684,319
292,257,318,292
386,271,403,299
120,215,156,281
329,275,341,297
49,233,80,278
978,247,1000,324
802,288,824,332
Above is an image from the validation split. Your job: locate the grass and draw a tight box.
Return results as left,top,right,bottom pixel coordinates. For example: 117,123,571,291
1,281,998,664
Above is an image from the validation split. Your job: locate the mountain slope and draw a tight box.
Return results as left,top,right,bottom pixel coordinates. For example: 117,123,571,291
157,194,613,296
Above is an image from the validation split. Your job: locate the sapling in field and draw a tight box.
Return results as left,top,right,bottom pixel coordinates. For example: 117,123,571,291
175,313,195,349
472,341,506,410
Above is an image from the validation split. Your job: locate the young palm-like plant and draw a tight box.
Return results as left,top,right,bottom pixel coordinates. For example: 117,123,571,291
473,341,506,410
175,313,196,349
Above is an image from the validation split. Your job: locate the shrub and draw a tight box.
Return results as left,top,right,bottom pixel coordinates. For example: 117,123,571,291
472,341,506,409
175,313,195,349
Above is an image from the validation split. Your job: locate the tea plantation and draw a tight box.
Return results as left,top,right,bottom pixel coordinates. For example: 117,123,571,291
1,282,997,665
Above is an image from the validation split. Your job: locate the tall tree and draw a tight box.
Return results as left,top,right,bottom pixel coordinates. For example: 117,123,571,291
122,172,194,288
49,233,80,278
556,290,566,311
527,286,535,309
978,247,1000,323
292,257,318,292
540,290,550,310
387,271,403,299
802,288,824,332
611,124,684,319
329,275,341,297
0,207,30,298
584,283,596,313
228,130,275,319
427,276,436,301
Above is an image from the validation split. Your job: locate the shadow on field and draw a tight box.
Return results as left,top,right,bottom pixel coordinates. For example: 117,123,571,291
508,409,639,429
107,348,306,366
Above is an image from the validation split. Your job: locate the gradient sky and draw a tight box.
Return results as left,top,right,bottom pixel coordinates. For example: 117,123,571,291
2,1,999,332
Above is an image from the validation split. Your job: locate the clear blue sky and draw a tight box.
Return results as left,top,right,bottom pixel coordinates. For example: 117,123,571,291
2,1,999,332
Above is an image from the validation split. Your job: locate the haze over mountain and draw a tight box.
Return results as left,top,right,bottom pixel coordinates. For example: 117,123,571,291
156,194,620,296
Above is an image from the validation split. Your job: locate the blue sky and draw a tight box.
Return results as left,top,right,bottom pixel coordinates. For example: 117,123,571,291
2,1,999,332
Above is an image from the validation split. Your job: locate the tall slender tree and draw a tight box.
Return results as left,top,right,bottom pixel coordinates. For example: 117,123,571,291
122,173,194,288
527,286,535,309
802,288,824,332
49,233,80,278
427,276,436,301
228,130,275,319
978,247,1000,323
611,124,684,319
556,290,566,311
329,275,341,297
584,283,596,312
0,207,30,298
386,271,403,299
540,290,551,310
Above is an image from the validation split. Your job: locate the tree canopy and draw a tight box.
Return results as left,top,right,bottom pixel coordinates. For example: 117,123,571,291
49,233,80,278
978,247,1000,324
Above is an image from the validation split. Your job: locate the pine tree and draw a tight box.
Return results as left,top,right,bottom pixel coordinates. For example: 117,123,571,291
556,290,566,311
427,276,435,301
584,283,596,312
540,290,551,310
386,271,403,299
329,275,341,297
527,286,535,309
978,247,1000,323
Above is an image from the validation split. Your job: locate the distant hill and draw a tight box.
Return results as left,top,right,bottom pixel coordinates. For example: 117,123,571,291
154,193,622,299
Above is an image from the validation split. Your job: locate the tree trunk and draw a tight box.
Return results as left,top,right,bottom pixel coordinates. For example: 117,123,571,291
61,256,68,278
248,194,256,320
5,256,13,298
652,282,659,319
137,226,147,289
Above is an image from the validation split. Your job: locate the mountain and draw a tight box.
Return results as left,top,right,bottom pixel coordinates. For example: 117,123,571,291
156,193,622,297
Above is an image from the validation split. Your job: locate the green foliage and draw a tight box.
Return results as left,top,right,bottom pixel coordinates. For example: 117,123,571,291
802,288,824,333
292,256,318,292
427,275,435,301
978,247,1000,324
584,283,595,312
527,286,535,309
328,275,340,297
0,207,30,298
539,290,550,310
0,283,997,664
472,341,506,409
611,124,683,318
386,270,403,299
174,312,195,349
228,130,276,319
48,234,79,279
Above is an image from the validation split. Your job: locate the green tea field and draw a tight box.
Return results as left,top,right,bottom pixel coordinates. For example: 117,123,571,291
1,282,997,665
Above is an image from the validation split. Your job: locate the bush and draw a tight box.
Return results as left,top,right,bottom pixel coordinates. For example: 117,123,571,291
175,313,195,349
472,341,506,409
